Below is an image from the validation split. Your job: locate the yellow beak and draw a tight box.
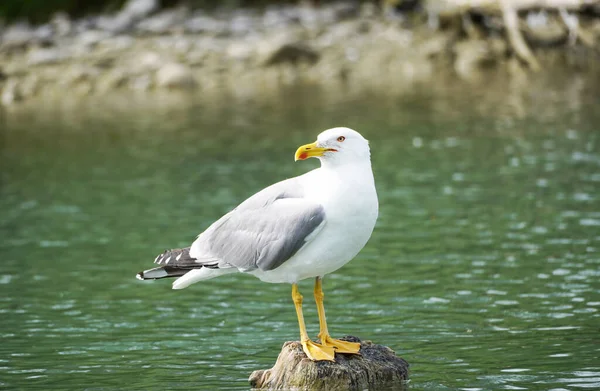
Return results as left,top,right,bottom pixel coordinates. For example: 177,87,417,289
295,141,336,161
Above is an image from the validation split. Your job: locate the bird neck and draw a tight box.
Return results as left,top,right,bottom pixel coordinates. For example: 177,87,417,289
319,159,374,183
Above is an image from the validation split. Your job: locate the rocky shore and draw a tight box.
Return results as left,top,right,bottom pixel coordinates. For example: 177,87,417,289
1,0,599,107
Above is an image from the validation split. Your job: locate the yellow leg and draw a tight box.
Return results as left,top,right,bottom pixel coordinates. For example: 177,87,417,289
314,277,361,354
292,283,335,361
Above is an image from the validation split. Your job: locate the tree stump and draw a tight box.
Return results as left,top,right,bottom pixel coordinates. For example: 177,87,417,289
249,336,409,391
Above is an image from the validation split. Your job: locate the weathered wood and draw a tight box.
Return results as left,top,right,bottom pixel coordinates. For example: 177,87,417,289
501,0,542,70
249,336,409,391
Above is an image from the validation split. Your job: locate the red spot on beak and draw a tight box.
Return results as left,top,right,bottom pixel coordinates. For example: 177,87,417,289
299,152,308,160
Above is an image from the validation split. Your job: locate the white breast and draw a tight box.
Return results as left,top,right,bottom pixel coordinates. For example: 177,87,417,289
253,163,378,283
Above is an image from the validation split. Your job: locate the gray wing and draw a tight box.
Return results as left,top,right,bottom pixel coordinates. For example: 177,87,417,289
189,177,326,272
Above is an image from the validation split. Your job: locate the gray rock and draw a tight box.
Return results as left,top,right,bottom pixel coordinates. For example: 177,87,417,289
97,0,159,33
227,41,256,61
1,79,22,106
96,13,134,34
185,14,228,35
52,12,72,37
417,33,452,58
121,0,159,20
262,7,296,30
1,23,36,50
230,14,257,36
107,35,135,51
298,5,322,30
34,24,54,44
329,2,360,21
74,17,97,35
97,69,129,92
453,40,495,80
77,30,112,48
136,8,186,34
27,47,70,65
135,51,165,72
64,65,100,86
264,43,320,66
155,63,197,89
524,11,567,46
20,74,40,97
130,74,154,91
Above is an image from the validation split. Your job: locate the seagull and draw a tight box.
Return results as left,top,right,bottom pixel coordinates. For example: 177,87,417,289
136,127,378,361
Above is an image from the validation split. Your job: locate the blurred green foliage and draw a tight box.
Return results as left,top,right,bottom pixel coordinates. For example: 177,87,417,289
0,0,302,24
0,0,125,23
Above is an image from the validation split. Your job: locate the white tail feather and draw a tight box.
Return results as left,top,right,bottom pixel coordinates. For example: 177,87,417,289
139,268,168,279
172,268,236,290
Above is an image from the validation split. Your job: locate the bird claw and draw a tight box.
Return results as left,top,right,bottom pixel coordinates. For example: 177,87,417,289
320,335,361,354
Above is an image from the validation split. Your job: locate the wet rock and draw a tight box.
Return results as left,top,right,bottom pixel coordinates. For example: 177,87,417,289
297,4,322,30
263,43,320,66
73,17,97,35
524,11,567,46
33,24,55,45
1,79,23,106
64,65,100,85
227,41,256,61
96,13,134,34
122,0,159,20
1,23,36,50
454,39,496,79
130,73,154,91
262,7,297,30
27,47,70,65
317,20,368,47
185,14,228,35
155,63,197,89
489,37,508,58
417,33,452,58
77,30,113,48
360,2,378,19
329,2,361,21
97,0,158,33
20,74,40,97
230,13,257,36
136,8,186,34
97,69,129,92
51,12,72,37
103,35,135,51
135,51,167,72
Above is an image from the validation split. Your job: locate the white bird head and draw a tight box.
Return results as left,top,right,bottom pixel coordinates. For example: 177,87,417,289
295,127,371,166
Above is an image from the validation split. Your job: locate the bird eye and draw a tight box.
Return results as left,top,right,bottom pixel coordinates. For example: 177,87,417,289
337,136,345,142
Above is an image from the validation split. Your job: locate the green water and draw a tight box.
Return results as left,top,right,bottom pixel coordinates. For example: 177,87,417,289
1,78,599,390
